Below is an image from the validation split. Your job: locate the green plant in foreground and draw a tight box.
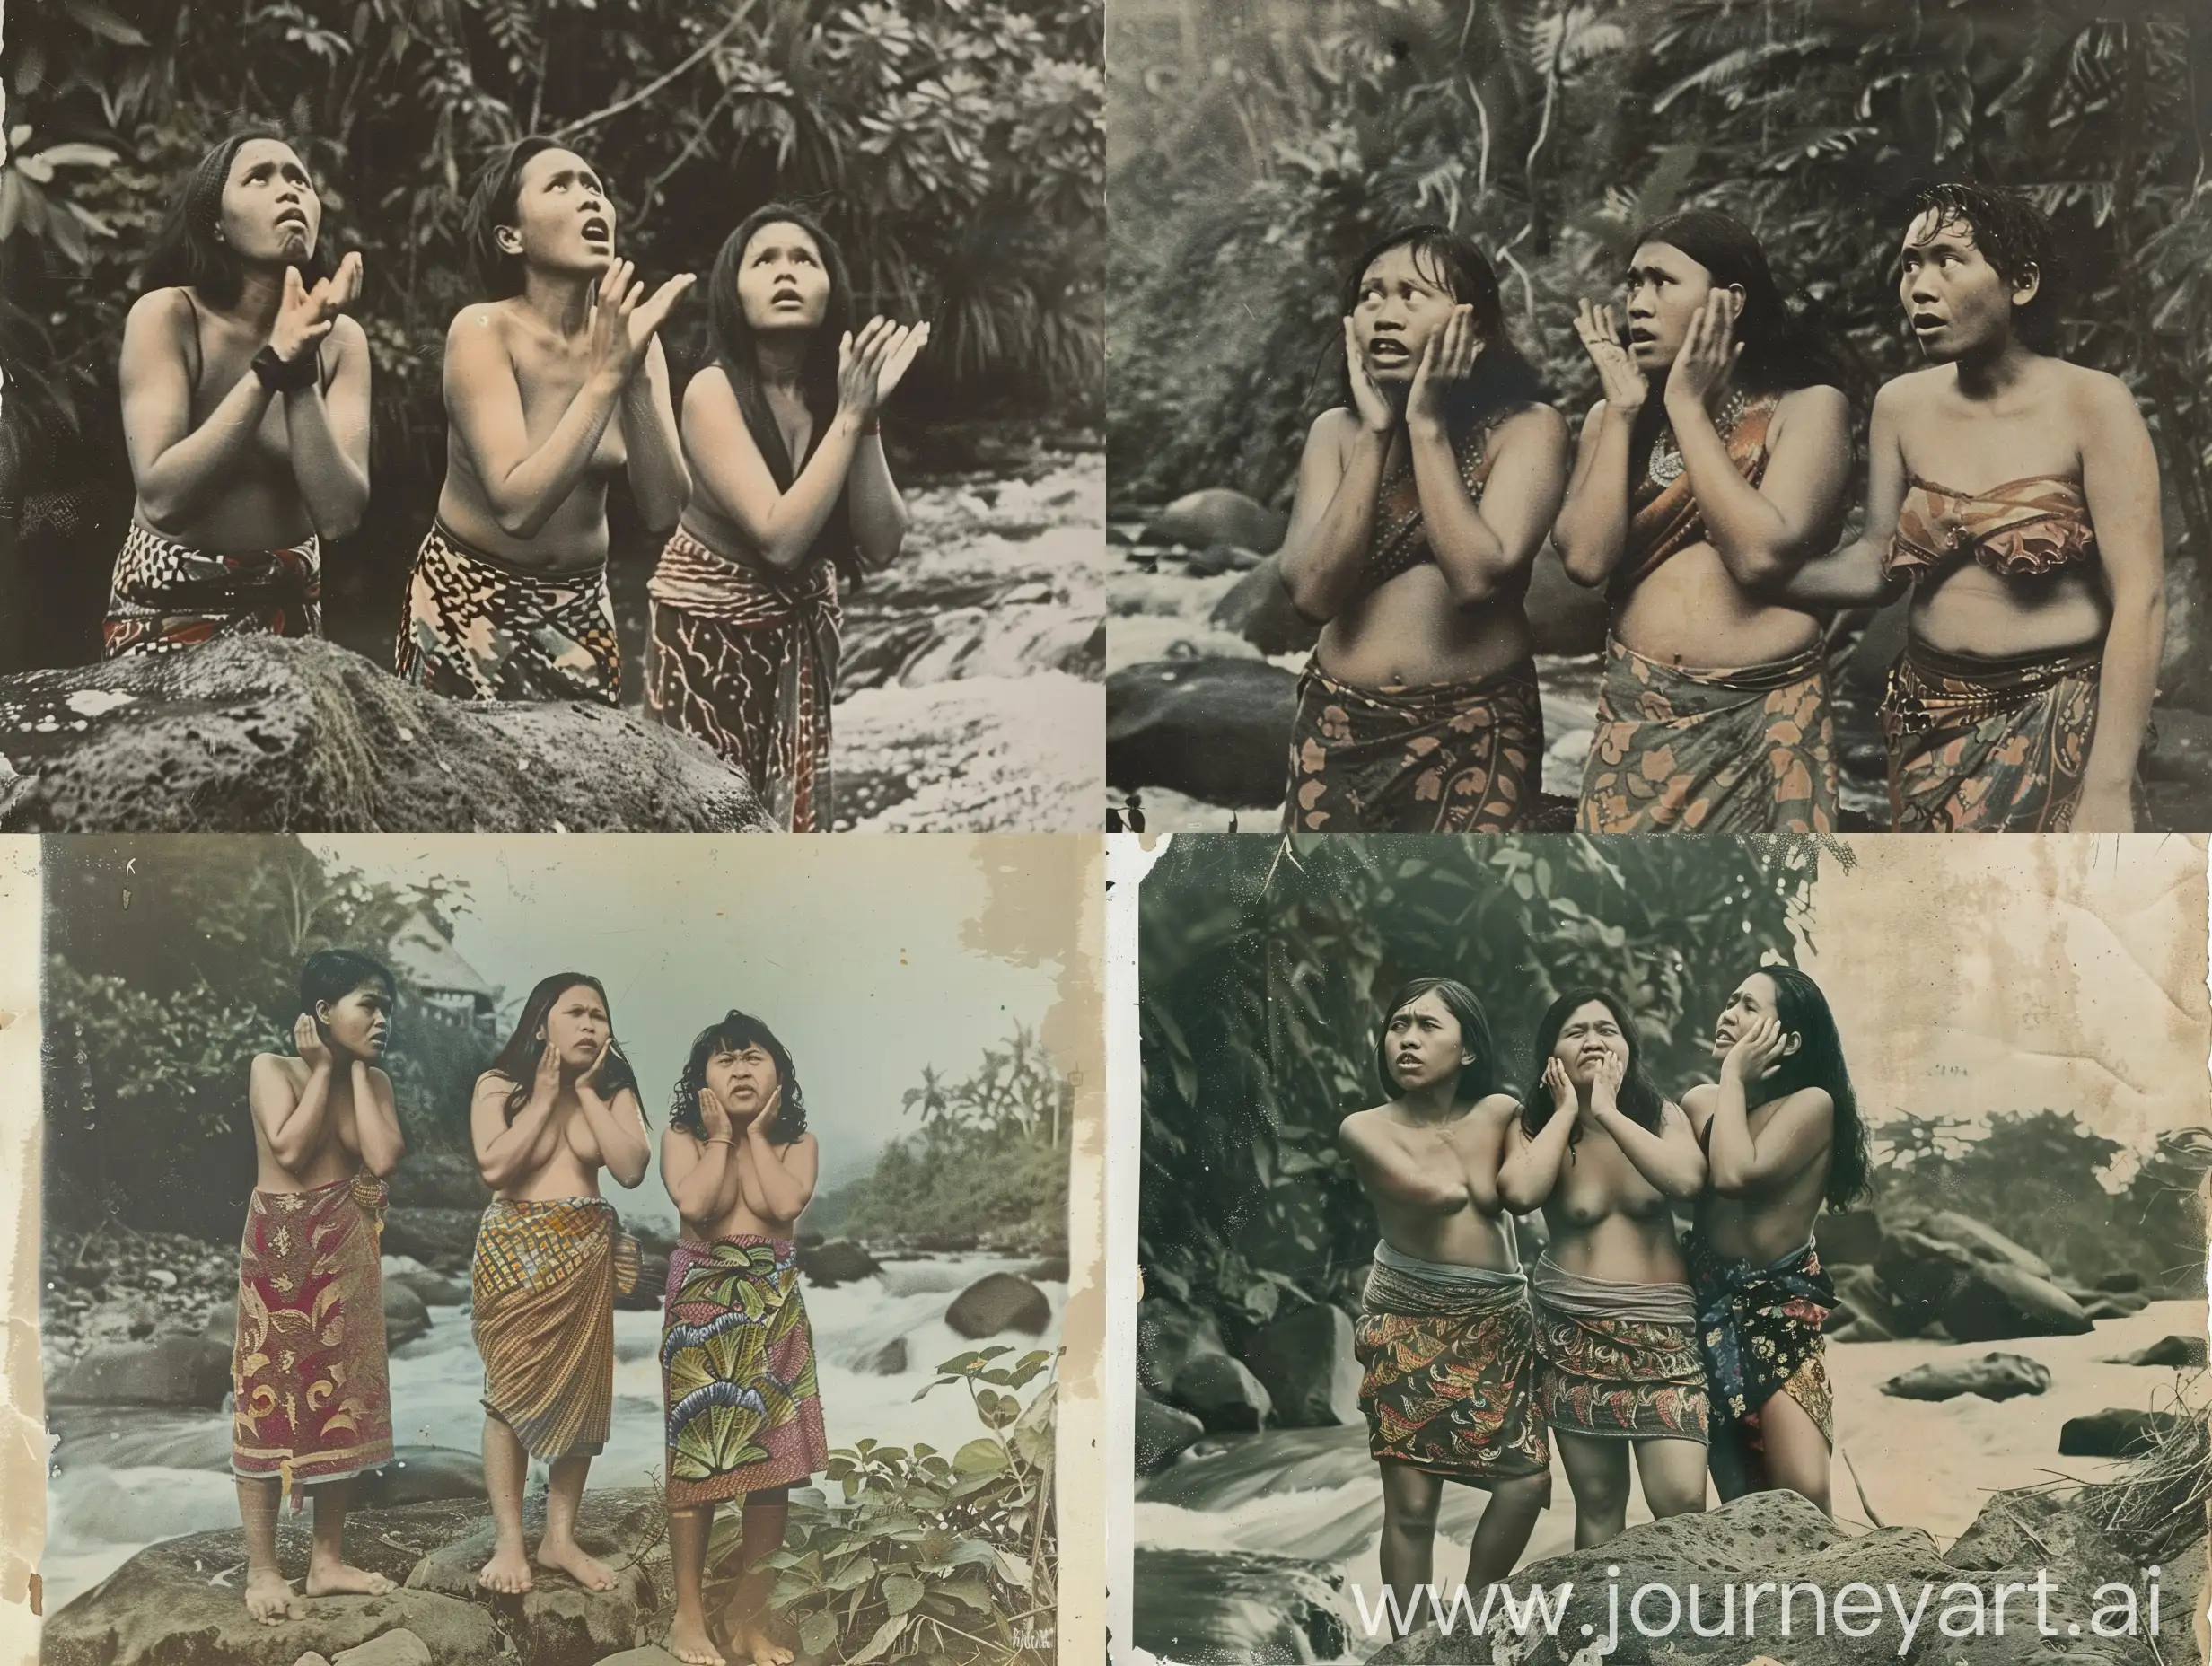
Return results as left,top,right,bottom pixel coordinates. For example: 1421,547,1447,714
738,1346,1058,1665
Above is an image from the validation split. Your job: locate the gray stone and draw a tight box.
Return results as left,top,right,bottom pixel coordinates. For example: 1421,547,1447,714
1880,1351,2050,1402
1136,1298,1227,1399
382,1281,430,1350
1918,1209,2055,1278
48,1334,233,1408
1024,1252,1071,1284
1241,1302,1361,1428
0,634,771,832
380,1208,481,1272
864,1337,908,1375
354,1448,487,1509
1207,555,1320,657
1826,1264,1909,1339
2107,1333,2209,1368
1812,1207,1883,1267
1107,657,1296,808
329,1631,433,1666
1134,1392,1206,1475
1143,488,1288,556
386,1153,491,1213
1130,1547,1346,1664
1171,1353,1272,1433
1942,1261,2094,1342
797,1239,880,1286
2058,1407,2192,1459
944,1271,1051,1338
385,1268,468,1309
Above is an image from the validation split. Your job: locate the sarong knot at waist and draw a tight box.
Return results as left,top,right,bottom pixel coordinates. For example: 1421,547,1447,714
1527,1256,1698,1326
1362,1240,1528,1320
1881,636,2102,741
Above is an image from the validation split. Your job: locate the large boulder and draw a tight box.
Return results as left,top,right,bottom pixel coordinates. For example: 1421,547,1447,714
385,1153,491,1213
0,634,772,831
329,1632,432,1666
1917,1210,2054,1279
380,1207,481,1273
1880,1352,2050,1402
1135,1392,1207,1475
1107,657,1295,808
1130,1547,1347,1666
2058,1408,2193,1459
1812,1208,1883,1267
1136,1298,1228,1399
1941,1262,2094,1343
2108,1334,2209,1368
1207,555,1320,657
382,1281,431,1350
1825,1264,1905,1340
798,1239,881,1286
381,1263,468,1309
1142,488,1288,556
354,1448,487,1509
48,1334,233,1408
1241,1302,1361,1428
1170,1353,1272,1433
944,1271,1051,1338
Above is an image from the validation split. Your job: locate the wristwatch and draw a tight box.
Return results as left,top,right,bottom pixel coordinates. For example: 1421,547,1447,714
250,344,320,393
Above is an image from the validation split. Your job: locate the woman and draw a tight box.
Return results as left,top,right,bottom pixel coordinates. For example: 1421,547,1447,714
1783,182,2164,832
398,136,693,704
658,1011,825,1666
110,129,367,656
1681,968,1870,1510
468,974,652,1596
1336,978,1549,1637
645,204,926,831
1555,211,1853,833
233,950,403,1624
1277,226,1571,832
1499,990,1709,1549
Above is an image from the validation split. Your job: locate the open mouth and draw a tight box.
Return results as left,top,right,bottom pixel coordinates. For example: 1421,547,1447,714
1367,338,1409,364
580,216,610,244
276,209,310,233
1910,312,1945,333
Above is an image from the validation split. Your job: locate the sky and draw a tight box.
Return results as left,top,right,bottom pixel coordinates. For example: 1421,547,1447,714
310,836,1086,1225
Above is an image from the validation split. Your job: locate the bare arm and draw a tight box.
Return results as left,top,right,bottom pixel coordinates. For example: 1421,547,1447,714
575,1081,653,1190
276,314,372,539
1696,1078,1833,1199
470,1069,563,1191
619,334,689,534
1408,402,1572,608
351,1061,408,1179
1665,381,1854,594
121,291,285,530
662,1126,743,1223
1778,379,1911,609
1593,1099,1707,1201
681,368,865,570
737,1123,819,1223
844,430,908,568
1553,399,1640,588
251,1051,335,1174
1338,1113,1471,1213
1276,409,1391,621
1497,1062,1579,1211
2075,373,2166,830
443,306,625,542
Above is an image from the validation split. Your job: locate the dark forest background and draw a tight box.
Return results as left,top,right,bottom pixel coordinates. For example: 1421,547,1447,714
1109,0,2212,690
0,0,1104,674
1137,834,2212,1362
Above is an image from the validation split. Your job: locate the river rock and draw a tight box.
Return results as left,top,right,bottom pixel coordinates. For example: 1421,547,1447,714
1242,1302,1361,1428
1523,546,1607,655
1137,1299,1228,1399
1917,1210,2054,1279
0,634,772,832
294,1654,335,1666
1135,1392,1207,1475
387,1153,491,1213
381,1207,481,1272
2081,1291,2151,1321
945,1271,1051,1338
1207,555,1320,656
1824,1265,1905,1340
382,1281,430,1350
1947,1486,2140,1595
1107,658,1295,808
355,1448,487,1508
616,1254,668,1312
798,1239,880,1286
1942,1261,2094,1342
1130,1547,1346,1664
1880,1352,2050,1402
329,1632,432,1666
1142,488,1288,555
48,1333,233,1408
1813,1208,1883,1267
2094,1267,2146,1293
865,1337,908,1375
2108,1333,2209,1368
384,1267,468,1309
1025,1252,1070,1284
1171,1353,1272,1433
2058,1407,2192,1459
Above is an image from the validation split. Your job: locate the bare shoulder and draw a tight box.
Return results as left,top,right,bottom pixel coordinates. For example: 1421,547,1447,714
327,312,370,358
250,1050,299,1081
1774,1083,1835,1120
1306,405,1358,455
1495,401,1571,449
1337,1104,1389,1151
1680,1081,1718,1119
474,1067,518,1096
2058,360,2146,425
1874,364,1950,419
683,361,732,411
125,286,195,337
1774,382,1849,428
1468,1091,1523,1127
1578,398,1610,437
445,300,513,351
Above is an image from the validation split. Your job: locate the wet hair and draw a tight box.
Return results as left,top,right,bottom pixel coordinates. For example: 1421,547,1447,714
1519,987,1666,1143
1625,209,1851,482
705,203,861,583
1900,180,2061,353
1335,224,1550,438
486,972,643,1121
1373,977,1497,1103
1738,966,1872,1210
464,135,592,300
297,950,394,1018
141,129,336,307
669,1009,808,1143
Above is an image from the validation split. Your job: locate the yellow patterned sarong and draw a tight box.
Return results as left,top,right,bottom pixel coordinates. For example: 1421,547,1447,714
471,1196,639,1460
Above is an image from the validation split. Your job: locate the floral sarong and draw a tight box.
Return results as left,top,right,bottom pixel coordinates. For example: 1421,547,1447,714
1684,1231,1835,1496
1880,637,2103,832
104,522,320,657
472,1197,639,1461
1528,1256,1710,1443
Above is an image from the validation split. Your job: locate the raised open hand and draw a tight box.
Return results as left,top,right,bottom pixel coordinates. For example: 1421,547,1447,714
294,1011,333,1072
624,272,694,364
1589,1050,1627,1114
269,264,343,364
869,319,929,412
696,1085,733,1142
836,316,905,420
1573,299,1646,413
533,1028,566,1100
1724,1013,1788,1083
1666,289,1742,411
578,1035,619,1098
1407,305,1483,430
1541,1056,1576,1121
1343,315,1396,434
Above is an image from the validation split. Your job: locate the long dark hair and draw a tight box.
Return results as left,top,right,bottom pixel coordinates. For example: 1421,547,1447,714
486,972,643,1122
1742,966,1871,1210
706,202,861,584
1519,987,1667,1143
1333,224,1550,441
464,135,588,300
1373,976,1497,1104
668,1010,808,1143
141,129,337,307
1624,209,1850,482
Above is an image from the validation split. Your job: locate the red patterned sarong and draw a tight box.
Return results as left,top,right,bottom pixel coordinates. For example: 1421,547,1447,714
231,1174,393,1487
104,522,320,657
394,521,620,705
1880,637,2104,832
1528,1255,1710,1443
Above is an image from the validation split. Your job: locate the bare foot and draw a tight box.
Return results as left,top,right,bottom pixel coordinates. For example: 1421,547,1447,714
303,1560,396,1598
669,1611,729,1666
535,1536,618,1591
735,1620,794,1666
243,1567,302,1625
478,1539,535,1595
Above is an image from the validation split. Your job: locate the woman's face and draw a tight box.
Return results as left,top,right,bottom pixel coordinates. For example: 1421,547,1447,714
1712,972,1782,1058
736,221,831,334
219,139,320,267
706,1038,780,1118
507,147,614,276
1383,989,1469,1093
1897,207,2027,361
1551,999,1629,1088
317,980,391,1062
1624,241,1734,372
1351,242,1463,386
542,984,610,1068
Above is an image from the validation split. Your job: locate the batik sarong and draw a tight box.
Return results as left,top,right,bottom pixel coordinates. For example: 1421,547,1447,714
660,1234,830,1506
1282,660,1544,833
1880,637,2104,832
644,527,842,832
471,1197,640,1461
1576,636,1837,834
1527,1255,1710,1442
394,521,620,705
232,1173,393,1488
1684,1232,1835,1496
103,522,321,658
1351,1241,1551,1487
